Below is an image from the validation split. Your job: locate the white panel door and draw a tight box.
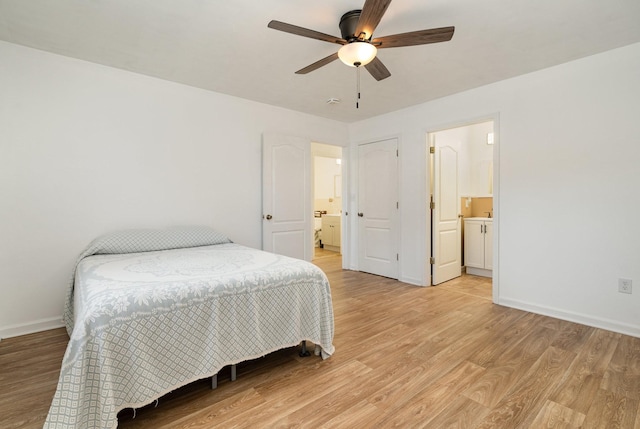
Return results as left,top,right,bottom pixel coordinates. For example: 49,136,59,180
358,139,398,278
432,143,462,285
262,134,311,261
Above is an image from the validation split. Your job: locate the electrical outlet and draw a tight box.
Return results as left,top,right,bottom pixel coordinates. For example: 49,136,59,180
618,278,632,294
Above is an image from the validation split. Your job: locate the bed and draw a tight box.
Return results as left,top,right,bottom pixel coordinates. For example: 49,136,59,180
45,226,335,429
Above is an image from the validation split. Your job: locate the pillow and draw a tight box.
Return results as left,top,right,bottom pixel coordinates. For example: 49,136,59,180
84,225,231,256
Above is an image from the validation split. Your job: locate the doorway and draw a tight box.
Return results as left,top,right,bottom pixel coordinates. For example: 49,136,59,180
428,119,495,296
312,143,343,260
262,134,345,264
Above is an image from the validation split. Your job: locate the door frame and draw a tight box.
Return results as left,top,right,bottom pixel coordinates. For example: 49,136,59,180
425,113,500,303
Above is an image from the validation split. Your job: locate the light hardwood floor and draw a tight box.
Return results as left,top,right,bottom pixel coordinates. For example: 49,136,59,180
1,253,639,428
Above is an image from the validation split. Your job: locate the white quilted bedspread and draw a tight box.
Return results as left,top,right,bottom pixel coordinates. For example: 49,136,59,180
45,240,334,428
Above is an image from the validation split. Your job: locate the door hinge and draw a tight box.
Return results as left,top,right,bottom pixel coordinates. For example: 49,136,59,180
429,257,435,265
396,149,399,157
396,201,399,209
429,146,435,154
397,254,399,261
430,201,435,210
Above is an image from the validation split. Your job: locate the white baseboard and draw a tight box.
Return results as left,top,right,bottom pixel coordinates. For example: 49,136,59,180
0,316,65,341
498,297,640,339
466,267,492,278
399,275,426,287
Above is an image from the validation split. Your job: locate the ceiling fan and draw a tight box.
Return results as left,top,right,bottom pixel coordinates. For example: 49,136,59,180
267,0,455,82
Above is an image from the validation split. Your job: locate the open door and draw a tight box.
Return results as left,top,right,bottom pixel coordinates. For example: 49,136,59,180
262,133,312,261
431,137,462,285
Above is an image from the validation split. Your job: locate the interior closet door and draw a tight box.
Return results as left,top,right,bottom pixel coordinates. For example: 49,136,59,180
357,138,399,278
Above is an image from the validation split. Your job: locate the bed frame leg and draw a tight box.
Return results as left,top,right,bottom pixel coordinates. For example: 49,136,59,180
211,374,217,389
211,365,236,389
299,340,311,357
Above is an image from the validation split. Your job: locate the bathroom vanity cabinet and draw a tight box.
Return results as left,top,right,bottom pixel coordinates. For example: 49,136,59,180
464,217,493,277
321,215,341,252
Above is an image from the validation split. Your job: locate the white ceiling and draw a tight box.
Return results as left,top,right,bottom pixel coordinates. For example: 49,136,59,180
1,0,639,123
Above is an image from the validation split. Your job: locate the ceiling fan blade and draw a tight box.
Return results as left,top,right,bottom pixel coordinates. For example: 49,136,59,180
295,52,340,74
355,0,392,40
268,20,347,45
365,56,391,81
372,26,455,49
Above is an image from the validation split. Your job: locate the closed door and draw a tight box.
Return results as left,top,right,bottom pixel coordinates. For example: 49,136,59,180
484,222,493,270
262,134,311,261
357,139,398,278
464,220,485,269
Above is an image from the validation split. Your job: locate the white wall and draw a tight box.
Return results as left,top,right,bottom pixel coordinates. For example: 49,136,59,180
3,39,639,339
0,41,348,338
466,121,494,197
314,157,342,201
348,42,640,337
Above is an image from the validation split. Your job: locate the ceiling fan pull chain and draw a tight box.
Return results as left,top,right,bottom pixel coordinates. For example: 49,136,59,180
356,62,361,109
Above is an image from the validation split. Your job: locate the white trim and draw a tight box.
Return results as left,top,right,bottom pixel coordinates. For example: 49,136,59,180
490,114,500,305
400,275,425,287
0,316,65,340
498,298,640,339
466,267,492,278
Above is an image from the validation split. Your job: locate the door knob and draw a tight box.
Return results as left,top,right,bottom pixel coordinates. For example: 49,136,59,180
357,212,364,217
265,214,272,220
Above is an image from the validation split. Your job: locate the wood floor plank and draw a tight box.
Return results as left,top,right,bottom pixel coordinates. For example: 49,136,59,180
602,335,640,400
419,395,491,429
528,399,586,428
466,312,552,369
582,388,639,429
268,360,393,427
218,360,372,428
474,346,577,428
549,328,620,413
318,400,382,428
462,321,561,408
551,320,596,351
2,252,640,428
435,272,493,300
376,360,486,428
154,388,265,429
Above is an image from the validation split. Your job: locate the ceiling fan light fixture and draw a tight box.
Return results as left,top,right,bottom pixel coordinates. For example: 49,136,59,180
338,42,377,67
